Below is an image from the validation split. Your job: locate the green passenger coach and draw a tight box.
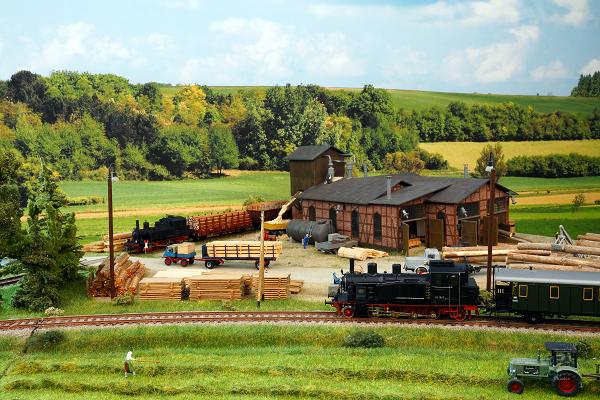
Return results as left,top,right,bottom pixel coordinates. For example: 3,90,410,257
494,269,600,322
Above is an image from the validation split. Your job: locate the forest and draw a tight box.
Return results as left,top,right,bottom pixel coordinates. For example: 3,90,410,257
571,71,600,97
1,70,600,180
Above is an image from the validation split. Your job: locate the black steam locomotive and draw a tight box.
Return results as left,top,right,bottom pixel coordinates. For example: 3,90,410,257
126,215,190,253
328,260,480,320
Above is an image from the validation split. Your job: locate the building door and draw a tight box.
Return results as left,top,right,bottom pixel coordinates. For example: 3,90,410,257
329,208,337,231
401,222,409,255
351,210,360,238
481,216,498,246
427,218,444,250
461,220,478,246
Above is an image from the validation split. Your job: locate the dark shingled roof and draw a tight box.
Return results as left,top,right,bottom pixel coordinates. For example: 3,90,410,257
298,174,514,205
285,144,349,161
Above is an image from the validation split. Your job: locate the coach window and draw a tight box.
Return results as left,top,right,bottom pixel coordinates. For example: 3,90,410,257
351,210,360,238
373,213,382,241
583,288,593,301
518,284,528,298
549,285,560,299
308,206,316,221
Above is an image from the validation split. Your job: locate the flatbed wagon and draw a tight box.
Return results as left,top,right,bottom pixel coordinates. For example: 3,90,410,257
197,241,281,269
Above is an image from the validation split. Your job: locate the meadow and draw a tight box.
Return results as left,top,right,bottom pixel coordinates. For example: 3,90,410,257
0,325,598,399
420,140,600,170
158,85,600,115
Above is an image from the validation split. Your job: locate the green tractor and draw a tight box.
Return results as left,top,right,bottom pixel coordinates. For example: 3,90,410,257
507,342,599,397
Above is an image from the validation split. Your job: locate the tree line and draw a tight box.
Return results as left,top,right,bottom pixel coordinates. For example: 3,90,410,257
1,70,600,180
571,71,600,97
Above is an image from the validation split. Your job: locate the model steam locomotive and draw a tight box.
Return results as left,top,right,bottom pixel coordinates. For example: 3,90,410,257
126,216,190,253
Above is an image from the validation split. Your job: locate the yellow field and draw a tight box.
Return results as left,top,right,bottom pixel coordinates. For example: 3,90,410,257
420,140,600,170
518,191,600,205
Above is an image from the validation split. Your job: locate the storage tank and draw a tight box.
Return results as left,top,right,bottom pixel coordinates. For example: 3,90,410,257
286,219,335,244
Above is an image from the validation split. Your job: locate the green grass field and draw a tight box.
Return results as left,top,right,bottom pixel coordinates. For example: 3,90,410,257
421,140,600,170
1,325,598,399
511,205,600,237
157,84,600,115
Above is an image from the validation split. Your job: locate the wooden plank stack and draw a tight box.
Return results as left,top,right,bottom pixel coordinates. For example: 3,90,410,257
289,279,304,294
187,210,253,238
88,253,146,297
252,273,290,299
205,241,283,259
338,247,388,261
83,232,132,253
443,245,515,264
138,278,184,300
189,274,244,300
506,234,600,272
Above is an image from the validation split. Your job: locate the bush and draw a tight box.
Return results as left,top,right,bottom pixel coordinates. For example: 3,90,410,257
416,148,449,170
572,193,586,211
66,196,104,206
112,293,134,306
26,330,66,351
44,307,64,316
239,157,259,170
243,194,265,206
384,151,424,173
343,330,385,348
507,153,600,178
576,339,595,358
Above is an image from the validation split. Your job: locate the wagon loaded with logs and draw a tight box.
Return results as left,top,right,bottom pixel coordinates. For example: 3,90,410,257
198,241,283,269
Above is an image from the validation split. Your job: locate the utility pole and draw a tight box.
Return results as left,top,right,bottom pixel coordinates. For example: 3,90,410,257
486,153,496,292
108,165,116,299
257,211,265,307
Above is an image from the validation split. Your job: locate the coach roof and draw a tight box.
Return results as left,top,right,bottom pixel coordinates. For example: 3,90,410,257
495,268,600,286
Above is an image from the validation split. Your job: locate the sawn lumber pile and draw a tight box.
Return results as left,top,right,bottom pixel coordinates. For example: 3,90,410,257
289,280,304,294
505,232,600,272
252,273,290,299
83,232,132,253
338,247,388,261
205,241,283,258
189,274,244,300
138,278,184,300
187,210,253,238
88,253,146,297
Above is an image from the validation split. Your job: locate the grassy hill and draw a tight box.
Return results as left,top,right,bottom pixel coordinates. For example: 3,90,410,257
157,84,600,115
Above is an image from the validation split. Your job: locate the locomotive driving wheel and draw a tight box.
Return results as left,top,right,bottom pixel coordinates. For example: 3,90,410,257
452,310,467,321
342,306,354,318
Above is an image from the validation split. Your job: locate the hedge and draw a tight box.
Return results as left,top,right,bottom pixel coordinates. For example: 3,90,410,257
507,153,600,178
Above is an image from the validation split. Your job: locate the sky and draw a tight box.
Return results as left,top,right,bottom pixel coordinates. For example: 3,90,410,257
1,0,599,95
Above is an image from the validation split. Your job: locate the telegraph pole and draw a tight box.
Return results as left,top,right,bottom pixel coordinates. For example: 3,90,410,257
257,211,265,307
486,154,496,292
108,165,116,299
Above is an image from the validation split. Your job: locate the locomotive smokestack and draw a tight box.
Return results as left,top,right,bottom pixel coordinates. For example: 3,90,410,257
349,259,355,274
463,164,469,178
136,220,139,230
386,175,392,200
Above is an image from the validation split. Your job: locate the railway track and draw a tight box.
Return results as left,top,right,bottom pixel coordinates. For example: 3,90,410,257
0,274,24,288
0,311,598,333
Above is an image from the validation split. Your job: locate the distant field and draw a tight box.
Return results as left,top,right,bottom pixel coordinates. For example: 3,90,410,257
421,140,600,170
157,84,600,115
2,325,598,399
511,205,600,237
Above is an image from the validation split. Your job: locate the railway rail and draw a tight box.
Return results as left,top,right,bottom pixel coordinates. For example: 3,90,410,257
0,311,598,333
0,274,24,288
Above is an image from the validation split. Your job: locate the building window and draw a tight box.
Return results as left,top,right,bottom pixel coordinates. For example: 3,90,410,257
518,284,528,298
373,213,382,241
583,288,593,301
351,210,360,238
308,206,316,221
329,207,337,231
549,285,560,299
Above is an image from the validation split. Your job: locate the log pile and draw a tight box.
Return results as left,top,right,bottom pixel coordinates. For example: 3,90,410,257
408,238,422,248
505,233,600,271
338,247,388,261
252,273,291,299
443,246,515,264
88,253,146,297
205,241,283,259
138,278,184,300
83,232,132,253
189,274,245,300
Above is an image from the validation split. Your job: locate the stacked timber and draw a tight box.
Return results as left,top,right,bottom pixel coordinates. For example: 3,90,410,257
443,246,515,264
338,247,388,261
252,273,290,299
88,253,146,297
189,274,244,300
83,232,132,253
138,278,184,300
505,235,600,271
205,241,283,259
289,279,304,294
187,210,253,238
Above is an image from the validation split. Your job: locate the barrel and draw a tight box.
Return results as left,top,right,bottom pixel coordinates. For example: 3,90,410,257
286,219,335,244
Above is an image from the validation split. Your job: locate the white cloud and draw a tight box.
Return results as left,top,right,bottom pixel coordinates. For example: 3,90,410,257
531,60,567,81
145,33,174,52
443,25,539,84
309,0,521,26
551,0,589,27
580,58,600,74
161,0,203,9
383,49,428,79
296,33,363,77
30,22,94,71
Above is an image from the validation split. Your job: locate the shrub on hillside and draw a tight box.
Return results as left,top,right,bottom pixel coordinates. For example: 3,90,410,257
26,330,66,351
243,194,265,206
384,151,424,173
416,148,449,170
507,153,600,178
572,193,586,211
66,196,104,206
344,330,385,348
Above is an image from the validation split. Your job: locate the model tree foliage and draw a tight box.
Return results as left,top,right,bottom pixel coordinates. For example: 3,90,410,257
0,148,24,258
208,124,239,174
475,143,507,178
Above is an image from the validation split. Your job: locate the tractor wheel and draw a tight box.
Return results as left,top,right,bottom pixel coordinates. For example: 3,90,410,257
164,258,172,266
205,260,216,269
189,259,195,265
507,378,524,394
180,259,189,267
552,371,582,397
